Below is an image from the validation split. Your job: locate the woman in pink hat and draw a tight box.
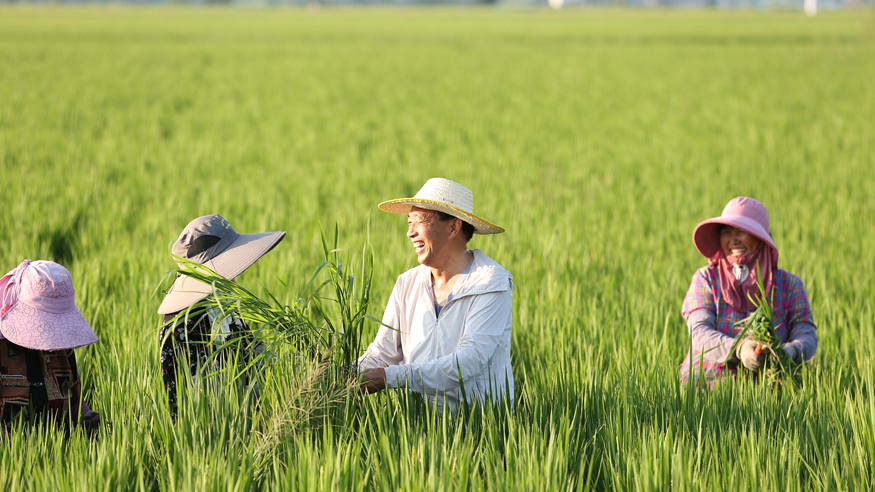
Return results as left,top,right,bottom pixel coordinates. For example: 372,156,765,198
0,260,100,431
679,197,818,386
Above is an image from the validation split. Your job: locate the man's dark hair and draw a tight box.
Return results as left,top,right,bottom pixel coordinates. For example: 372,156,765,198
436,211,475,242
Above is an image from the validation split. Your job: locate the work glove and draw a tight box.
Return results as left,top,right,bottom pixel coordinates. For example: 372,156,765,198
781,344,801,364
736,339,766,372
81,410,100,432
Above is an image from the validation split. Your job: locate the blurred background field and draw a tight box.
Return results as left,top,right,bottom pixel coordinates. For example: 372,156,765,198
1,7,874,490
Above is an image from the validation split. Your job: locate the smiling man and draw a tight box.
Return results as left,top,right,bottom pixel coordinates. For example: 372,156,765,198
357,178,514,410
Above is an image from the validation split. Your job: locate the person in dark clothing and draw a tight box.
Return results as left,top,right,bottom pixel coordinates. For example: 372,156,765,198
0,260,100,432
158,309,254,416
157,214,285,417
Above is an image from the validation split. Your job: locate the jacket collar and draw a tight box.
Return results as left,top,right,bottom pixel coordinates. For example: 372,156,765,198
417,249,512,299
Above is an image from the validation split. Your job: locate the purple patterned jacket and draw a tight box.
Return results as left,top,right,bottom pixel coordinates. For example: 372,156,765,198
679,266,817,386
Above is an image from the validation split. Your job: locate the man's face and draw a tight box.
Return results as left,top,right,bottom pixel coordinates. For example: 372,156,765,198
406,208,451,266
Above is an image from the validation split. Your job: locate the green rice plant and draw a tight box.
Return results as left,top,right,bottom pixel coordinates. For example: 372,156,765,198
146,227,379,489
304,223,377,373
162,225,376,453
165,223,375,370
732,263,801,387
162,260,314,365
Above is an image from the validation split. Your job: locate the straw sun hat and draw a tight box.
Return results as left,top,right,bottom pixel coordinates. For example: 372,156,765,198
158,214,286,315
0,260,98,351
692,196,778,260
378,178,504,235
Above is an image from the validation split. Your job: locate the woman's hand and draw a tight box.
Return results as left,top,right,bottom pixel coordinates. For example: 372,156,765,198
81,410,100,432
781,344,801,363
360,368,386,394
736,339,766,371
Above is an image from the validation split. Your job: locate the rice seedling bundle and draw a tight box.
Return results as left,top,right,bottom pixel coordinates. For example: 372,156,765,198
733,264,802,387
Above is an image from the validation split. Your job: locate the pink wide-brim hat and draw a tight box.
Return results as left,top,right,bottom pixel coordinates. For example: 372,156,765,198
693,196,779,260
0,260,98,351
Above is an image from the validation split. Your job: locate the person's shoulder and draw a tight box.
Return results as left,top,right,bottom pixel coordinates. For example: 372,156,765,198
690,264,716,283
471,250,511,278
163,308,209,326
775,269,805,289
394,264,428,285
466,250,513,294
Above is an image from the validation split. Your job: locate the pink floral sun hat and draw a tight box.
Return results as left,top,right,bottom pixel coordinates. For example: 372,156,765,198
692,196,778,260
0,260,98,351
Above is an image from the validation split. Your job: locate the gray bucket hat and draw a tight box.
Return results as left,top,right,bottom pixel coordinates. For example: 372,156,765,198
157,214,286,314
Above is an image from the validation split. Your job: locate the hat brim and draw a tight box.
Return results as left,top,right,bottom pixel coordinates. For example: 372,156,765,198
693,216,778,259
378,199,504,235
157,230,286,314
0,302,98,351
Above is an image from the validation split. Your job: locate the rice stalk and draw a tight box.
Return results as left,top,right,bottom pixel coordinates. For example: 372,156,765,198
163,225,377,472
731,263,802,387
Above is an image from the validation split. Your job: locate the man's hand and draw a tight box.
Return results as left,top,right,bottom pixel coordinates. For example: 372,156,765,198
360,368,387,394
736,339,766,371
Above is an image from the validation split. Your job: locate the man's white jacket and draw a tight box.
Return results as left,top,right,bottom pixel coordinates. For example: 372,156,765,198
358,249,514,409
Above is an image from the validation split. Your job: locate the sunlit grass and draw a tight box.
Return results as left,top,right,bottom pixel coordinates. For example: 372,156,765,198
1,6,874,491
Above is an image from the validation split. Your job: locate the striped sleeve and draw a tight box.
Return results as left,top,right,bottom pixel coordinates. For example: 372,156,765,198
784,272,815,326
682,267,715,319
780,271,818,359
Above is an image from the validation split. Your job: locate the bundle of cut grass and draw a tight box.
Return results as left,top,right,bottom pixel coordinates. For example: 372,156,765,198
732,264,802,387
163,227,377,443
167,227,375,373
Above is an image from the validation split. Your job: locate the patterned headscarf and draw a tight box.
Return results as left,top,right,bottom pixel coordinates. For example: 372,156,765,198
709,245,778,313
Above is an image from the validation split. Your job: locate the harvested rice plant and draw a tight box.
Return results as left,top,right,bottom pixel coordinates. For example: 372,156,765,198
1,7,874,491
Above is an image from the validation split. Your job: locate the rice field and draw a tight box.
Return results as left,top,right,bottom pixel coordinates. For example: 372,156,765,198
1,6,874,491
